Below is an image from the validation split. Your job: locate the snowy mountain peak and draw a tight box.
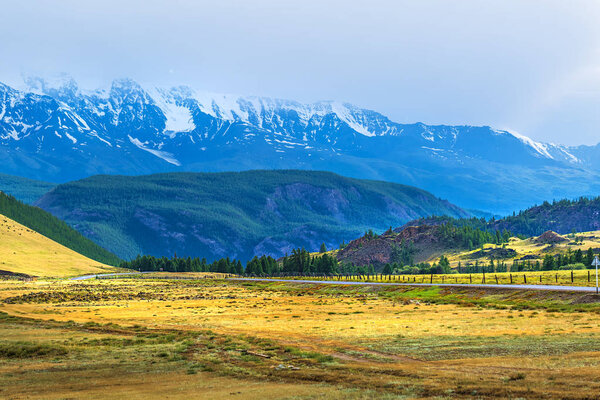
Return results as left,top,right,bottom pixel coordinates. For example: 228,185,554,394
496,129,579,163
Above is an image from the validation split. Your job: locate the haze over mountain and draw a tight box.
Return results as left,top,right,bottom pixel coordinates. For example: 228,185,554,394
2,77,600,214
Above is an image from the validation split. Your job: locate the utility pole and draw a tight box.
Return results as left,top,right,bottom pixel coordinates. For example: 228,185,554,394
592,256,600,294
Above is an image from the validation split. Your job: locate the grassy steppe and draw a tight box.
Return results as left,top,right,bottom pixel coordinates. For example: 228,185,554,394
0,216,118,278
1,278,600,398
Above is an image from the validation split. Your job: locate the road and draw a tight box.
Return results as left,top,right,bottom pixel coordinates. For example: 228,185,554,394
70,272,150,280
71,273,599,293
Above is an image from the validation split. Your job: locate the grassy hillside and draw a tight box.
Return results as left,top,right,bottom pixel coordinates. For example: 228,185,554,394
0,215,117,277
34,170,470,261
0,173,55,204
443,230,600,270
0,191,121,265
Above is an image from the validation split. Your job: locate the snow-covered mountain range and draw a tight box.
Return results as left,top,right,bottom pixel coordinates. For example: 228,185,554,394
1,76,599,214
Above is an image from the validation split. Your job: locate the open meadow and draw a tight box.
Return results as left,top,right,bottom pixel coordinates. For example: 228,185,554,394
1,277,600,399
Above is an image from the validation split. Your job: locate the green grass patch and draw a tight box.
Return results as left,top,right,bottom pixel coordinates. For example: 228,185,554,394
0,341,67,359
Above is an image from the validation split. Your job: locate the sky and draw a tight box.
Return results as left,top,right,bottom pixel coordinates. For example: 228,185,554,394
1,0,599,145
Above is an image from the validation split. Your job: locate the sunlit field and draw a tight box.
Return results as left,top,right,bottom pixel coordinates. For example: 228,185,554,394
1,277,600,399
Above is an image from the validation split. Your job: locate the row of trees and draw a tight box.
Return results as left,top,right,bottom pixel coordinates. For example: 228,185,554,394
119,254,244,275
281,248,339,275
541,247,595,270
245,255,279,276
119,250,339,277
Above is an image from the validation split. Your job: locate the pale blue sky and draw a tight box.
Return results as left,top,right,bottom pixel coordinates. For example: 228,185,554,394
2,0,599,145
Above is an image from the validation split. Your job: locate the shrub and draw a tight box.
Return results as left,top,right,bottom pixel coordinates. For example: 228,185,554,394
0,342,67,358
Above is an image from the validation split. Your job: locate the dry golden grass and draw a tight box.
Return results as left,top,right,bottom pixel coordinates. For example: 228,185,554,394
2,278,600,398
0,215,117,278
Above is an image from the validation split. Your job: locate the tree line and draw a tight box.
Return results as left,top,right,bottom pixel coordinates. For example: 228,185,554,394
119,254,245,275
118,249,341,277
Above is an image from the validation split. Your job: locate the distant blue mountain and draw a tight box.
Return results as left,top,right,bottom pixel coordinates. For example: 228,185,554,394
1,76,599,214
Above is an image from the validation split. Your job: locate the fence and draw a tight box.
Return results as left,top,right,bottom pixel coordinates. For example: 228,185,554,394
251,269,599,287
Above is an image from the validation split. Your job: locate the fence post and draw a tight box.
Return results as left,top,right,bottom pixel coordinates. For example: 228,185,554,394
495,275,498,284
524,274,527,284
430,274,433,284
510,274,512,284
469,274,472,284
555,274,558,283
571,270,574,283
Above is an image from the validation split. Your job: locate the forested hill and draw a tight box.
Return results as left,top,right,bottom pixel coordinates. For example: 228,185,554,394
491,198,600,236
0,191,121,265
0,173,55,204
403,197,600,237
34,170,470,261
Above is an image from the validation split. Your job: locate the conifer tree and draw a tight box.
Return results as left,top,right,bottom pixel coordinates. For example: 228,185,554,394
320,242,327,253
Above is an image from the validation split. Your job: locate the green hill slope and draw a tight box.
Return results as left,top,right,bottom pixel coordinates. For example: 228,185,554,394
0,173,55,204
34,170,470,261
0,191,121,265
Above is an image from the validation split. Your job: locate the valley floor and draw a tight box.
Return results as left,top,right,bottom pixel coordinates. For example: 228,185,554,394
1,278,600,399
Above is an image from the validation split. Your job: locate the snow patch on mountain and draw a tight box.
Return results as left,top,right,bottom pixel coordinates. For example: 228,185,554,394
128,135,181,166
500,129,553,159
330,102,374,137
147,88,195,132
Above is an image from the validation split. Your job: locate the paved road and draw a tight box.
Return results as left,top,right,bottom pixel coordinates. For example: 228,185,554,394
230,277,600,293
71,272,150,280
71,274,599,293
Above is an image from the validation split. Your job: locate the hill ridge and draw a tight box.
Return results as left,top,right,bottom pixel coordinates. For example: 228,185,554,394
34,170,469,261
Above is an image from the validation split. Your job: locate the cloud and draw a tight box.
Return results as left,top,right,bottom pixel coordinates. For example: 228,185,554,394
0,0,599,145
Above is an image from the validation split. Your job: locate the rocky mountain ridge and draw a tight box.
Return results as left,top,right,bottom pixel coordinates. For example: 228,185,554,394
2,76,600,214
